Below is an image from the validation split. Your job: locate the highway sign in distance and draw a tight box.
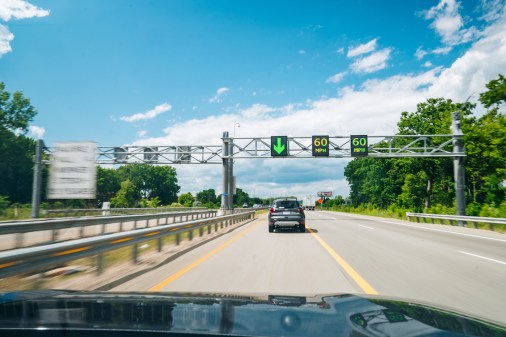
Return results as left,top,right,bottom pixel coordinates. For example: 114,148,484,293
350,135,368,156
312,135,329,156
317,191,332,197
271,136,288,156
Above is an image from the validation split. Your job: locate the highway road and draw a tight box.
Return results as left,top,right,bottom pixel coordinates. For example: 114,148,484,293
112,211,506,325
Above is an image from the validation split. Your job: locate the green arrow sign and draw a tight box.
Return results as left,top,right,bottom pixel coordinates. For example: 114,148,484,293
271,136,288,156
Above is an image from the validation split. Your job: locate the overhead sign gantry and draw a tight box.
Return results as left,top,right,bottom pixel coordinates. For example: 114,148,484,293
34,113,467,217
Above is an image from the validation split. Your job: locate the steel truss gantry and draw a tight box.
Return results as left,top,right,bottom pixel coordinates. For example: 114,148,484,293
33,113,466,217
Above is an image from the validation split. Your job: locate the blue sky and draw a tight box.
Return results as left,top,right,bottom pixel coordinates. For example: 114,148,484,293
1,0,506,199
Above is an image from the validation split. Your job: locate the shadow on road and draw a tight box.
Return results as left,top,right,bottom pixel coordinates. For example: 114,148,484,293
273,228,317,234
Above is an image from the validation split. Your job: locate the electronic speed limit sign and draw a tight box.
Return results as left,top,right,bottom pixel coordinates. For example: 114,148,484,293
350,135,368,156
312,135,329,157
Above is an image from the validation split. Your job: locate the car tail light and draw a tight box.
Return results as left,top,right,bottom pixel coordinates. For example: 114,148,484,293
298,207,304,213
269,207,275,213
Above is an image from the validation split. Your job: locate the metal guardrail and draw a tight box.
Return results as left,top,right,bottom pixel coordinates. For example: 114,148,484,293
0,211,255,278
1,210,217,249
44,207,207,217
406,213,506,231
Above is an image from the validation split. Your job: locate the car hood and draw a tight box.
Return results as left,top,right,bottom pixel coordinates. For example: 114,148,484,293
0,291,504,337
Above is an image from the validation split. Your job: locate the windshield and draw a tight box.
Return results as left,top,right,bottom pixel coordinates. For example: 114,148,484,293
1,0,506,335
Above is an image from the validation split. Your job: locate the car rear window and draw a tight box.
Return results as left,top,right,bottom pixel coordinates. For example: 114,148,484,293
275,200,299,209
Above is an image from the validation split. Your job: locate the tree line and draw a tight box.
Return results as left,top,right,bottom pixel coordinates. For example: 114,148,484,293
341,74,505,217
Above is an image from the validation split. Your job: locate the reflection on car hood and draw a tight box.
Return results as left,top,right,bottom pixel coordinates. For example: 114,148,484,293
0,291,504,337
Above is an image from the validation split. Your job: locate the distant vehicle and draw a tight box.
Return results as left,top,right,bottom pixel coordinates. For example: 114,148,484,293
302,195,316,210
242,203,249,208
252,204,260,208
268,198,305,233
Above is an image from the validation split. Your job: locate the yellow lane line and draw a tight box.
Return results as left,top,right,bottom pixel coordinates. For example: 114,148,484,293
149,221,259,292
52,246,91,257
145,231,160,237
307,226,378,295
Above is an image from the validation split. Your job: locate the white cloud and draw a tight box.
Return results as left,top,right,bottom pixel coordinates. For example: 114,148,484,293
0,1,49,57
131,5,506,199
415,46,428,60
28,125,45,139
209,87,229,103
428,4,506,103
298,49,306,54
432,46,453,54
0,24,13,56
422,0,483,53
480,0,505,22
326,71,347,84
423,61,433,67
350,48,392,73
347,38,378,58
0,0,49,21
336,47,344,54
137,130,147,138
120,103,171,123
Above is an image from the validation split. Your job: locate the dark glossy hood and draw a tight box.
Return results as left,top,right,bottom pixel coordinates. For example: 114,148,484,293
0,291,504,337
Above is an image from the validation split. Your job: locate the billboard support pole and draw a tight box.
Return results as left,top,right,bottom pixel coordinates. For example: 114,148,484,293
31,139,44,218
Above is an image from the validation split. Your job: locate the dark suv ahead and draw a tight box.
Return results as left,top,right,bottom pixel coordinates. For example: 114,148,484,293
268,198,305,233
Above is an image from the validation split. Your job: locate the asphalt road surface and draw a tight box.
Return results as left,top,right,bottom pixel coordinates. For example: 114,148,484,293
113,211,506,325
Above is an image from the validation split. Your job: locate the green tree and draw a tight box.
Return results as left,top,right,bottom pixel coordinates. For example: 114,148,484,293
0,83,39,203
117,164,180,205
479,74,506,108
0,82,37,132
0,195,10,215
344,157,399,208
139,196,161,208
233,188,250,206
397,98,475,209
464,109,506,206
110,180,137,208
96,167,121,206
178,192,195,207
196,189,217,204
397,171,428,212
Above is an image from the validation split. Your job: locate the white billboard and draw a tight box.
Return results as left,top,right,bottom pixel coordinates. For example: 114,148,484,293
48,142,97,199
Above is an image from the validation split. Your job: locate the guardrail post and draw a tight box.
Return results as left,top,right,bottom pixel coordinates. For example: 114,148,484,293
133,244,139,264
79,226,85,238
52,229,59,242
15,233,24,248
119,221,123,231
199,227,203,237
157,237,163,252
101,224,106,234
176,233,181,245
208,225,211,234
489,223,493,231
96,253,104,275
189,229,193,241
134,220,138,229
473,222,478,229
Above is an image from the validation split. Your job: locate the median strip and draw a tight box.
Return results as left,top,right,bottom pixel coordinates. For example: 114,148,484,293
307,226,378,295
